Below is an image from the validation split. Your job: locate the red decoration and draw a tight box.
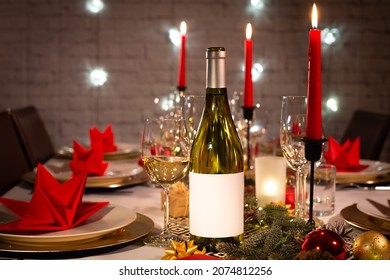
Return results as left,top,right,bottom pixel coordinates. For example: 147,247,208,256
292,122,302,136
89,124,117,153
0,164,108,233
137,156,144,168
305,4,322,139
69,141,109,177
285,186,295,209
244,23,253,107
301,229,347,260
324,136,369,172
178,21,186,89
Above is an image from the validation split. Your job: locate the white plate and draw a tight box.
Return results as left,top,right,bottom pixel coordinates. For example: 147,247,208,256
57,142,140,160
336,159,390,183
43,157,144,184
357,197,390,222
23,158,149,188
0,204,136,245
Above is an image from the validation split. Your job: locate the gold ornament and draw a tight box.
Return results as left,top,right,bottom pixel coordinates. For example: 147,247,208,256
162,240,206,260
352,230,390,260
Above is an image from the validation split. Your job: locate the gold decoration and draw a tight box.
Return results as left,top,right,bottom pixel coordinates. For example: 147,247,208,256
352,230,390,260
162,240,206,260
161,182,189,217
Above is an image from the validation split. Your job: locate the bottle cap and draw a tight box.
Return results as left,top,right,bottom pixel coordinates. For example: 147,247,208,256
206,47,226,88
206,47,226,59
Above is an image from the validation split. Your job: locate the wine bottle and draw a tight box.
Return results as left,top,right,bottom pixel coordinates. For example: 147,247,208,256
189,47,244,251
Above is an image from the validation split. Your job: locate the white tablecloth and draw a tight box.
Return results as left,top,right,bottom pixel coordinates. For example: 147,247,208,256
1,182,389,259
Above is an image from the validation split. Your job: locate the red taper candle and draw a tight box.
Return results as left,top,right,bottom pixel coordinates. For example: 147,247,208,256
244,23,253,108
306,4,322,139
178,21,187,89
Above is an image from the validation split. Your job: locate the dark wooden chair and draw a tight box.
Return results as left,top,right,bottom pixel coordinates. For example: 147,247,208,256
0,110,31,196
341,110,390,160
10,106,55,169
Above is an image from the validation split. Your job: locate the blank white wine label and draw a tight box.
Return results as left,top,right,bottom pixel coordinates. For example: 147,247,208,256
189,172,244,237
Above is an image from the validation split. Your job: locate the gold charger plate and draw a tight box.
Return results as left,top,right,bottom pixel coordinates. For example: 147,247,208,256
340,204,390,235
22,158,149,189
56,142,141,161
0,213,153,255
336,160,390,184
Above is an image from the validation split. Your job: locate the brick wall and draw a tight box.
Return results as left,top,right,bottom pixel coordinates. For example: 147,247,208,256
0,0,389,161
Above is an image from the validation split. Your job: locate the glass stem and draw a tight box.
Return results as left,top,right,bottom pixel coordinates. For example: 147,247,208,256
295,168,307,219
162,185,171,234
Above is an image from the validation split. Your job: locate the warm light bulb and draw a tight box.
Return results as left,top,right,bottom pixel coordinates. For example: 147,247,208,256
180,21,187,35
242,62,264,81
251,0,264,9
252,63,263,81
86,0,104,14
326,97,338,112
324,32,336,45
311,4,318,29
169,29,181,46
322,28,339,45
89,68,108,86
246,23,252,40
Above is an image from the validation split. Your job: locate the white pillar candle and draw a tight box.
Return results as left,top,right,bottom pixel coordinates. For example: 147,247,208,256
255,156,287,207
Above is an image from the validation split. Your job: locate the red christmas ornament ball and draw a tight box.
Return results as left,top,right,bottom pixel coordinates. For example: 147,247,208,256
301,229,346,260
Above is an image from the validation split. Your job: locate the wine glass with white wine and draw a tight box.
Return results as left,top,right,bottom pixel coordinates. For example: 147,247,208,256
141,117,191,247
280,96,308,219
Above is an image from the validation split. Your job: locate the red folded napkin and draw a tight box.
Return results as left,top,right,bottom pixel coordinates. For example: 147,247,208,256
324,136,369,172
69,140,109,176
90,124,117,153
0,164,108,233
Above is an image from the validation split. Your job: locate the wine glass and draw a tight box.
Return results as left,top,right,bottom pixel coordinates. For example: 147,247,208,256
180,93,205,142
280,96,307,219
230,91,269,169
141,117,191,247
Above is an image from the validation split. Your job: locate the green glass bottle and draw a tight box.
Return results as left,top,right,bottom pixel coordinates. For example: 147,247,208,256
189,47,244,251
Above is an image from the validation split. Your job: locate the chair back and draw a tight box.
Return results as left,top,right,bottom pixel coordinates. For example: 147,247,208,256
10,106,55,168
342,110,390,160
0,110,31,196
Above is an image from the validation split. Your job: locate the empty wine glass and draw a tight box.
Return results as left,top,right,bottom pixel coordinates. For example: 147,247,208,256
180,93,205,143
280,96,307,219
141,117,191,247
230,91,269,169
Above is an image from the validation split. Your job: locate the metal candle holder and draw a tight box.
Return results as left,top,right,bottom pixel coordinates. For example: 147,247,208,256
303,137,327,225
242,106,255,171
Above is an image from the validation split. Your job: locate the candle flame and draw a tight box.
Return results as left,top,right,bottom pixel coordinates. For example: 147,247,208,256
246,23,252,40
264,180,277,195
311,4,318,29
180,21,187,35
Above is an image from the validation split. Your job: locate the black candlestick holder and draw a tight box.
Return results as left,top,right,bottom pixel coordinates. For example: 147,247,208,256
177,86,186,93
242,106,255,171
303,137,327,225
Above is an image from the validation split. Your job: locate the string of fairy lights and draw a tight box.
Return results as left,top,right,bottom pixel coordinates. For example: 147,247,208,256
85,0,340,113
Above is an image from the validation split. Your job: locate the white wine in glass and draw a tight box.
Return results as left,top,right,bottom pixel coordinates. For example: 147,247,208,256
141,117,191,247
280,96,307,219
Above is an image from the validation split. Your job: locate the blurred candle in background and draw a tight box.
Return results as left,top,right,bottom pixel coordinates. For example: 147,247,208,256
178,21,187,90
255,156,287,207
305,4,322,139
244,23,253,107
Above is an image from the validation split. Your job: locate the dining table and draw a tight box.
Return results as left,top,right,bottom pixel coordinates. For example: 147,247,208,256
1,168,389,260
